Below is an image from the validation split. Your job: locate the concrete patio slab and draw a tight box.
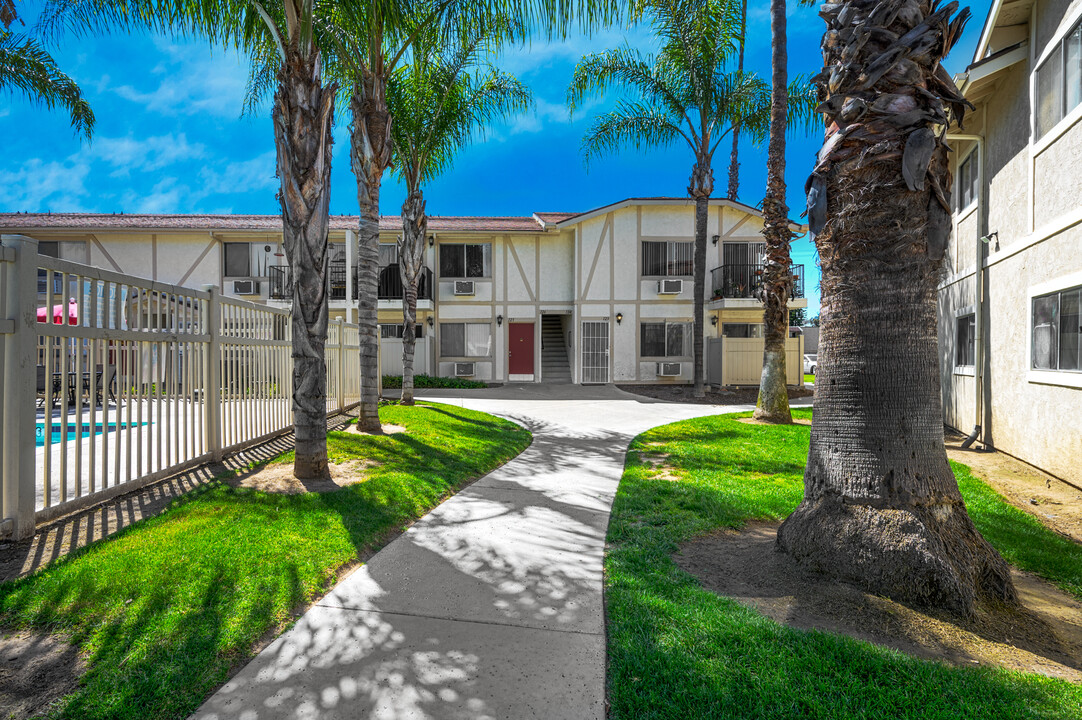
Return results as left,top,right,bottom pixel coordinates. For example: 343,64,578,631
193,386,812,719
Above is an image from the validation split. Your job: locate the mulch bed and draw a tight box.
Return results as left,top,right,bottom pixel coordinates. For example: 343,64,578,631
676,522,1082,682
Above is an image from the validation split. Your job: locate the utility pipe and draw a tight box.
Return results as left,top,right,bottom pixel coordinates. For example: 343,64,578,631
947,132,986,449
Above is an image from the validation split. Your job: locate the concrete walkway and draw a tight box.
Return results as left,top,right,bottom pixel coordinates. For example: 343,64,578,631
194,385,801,720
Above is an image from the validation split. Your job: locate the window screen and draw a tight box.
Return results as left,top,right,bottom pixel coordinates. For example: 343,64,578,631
642,241,693,276
1037,43,1065,138
956,314,975,367
379,244,398,267
722,323,764,338
440,323,490,357
958,152,978,210
640,321,691,357
380,324,423,339
1028,286,1082,372
439,244,490,278
224,243,251,277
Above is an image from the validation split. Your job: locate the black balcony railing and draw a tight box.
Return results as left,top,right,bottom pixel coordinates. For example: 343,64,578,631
269,263,432,301
710,263,804,300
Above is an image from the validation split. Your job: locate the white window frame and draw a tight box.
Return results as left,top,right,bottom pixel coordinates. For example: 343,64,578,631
639,320,692,360
641,240,694,278
1032,5,1082,154
953,306,976,376
438,242,491,279
1027,270,1082,388
439,321,492,359
955,148,979,216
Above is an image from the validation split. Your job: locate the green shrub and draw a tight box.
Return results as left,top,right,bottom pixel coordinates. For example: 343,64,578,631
381,374,488,389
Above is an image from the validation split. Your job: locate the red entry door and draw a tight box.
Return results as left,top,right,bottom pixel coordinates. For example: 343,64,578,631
508,323,535,375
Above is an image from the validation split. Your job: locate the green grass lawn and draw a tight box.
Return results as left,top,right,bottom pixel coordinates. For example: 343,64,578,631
804,373,815,384
0,402,529,720
607,409,1082,720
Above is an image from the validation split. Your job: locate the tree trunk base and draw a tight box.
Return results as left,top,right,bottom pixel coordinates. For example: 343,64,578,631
752,406,792,423
356,417,382,433
293,456,330,481
776,495,1016,617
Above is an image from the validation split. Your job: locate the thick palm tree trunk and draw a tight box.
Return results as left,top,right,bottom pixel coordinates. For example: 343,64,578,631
754,0,792,424
399,190,426,406
726,0,747,200
689,162,711,397
350,68,392,432
273,45,336,479
776,0,1014,616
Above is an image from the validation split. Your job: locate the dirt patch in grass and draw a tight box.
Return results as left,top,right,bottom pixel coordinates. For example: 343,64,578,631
349,423,407,436
737,417,812,426
676,522,1082,682
226,461,376,494
0,630,85,720
946,432,1082,544
618,384,812,405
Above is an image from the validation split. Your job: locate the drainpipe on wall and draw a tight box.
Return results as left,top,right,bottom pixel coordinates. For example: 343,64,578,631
947,132,986,449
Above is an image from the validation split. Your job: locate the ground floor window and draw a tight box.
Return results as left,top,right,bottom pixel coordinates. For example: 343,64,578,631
380,323,423,339
640,321,691,358
721,323,764,338
956,314,975,367
1033,285,1082,371
440,322,491,357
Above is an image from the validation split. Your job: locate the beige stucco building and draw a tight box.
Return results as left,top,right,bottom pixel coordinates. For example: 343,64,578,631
1,197,806,388
941,0,1082,484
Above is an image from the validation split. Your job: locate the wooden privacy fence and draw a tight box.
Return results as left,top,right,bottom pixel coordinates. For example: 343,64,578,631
0,235,362,540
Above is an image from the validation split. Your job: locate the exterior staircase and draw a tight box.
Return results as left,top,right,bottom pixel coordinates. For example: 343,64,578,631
541,316,572,383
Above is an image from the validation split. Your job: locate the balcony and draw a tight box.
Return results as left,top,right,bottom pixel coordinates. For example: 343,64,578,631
268,262,433,302
710,263,804,301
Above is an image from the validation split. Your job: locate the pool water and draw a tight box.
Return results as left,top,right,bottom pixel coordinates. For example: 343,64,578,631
36,422,148,446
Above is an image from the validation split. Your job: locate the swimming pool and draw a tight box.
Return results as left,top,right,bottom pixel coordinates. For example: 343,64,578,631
36,421,149,446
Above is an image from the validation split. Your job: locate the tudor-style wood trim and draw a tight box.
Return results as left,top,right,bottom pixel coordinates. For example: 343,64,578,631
581,213,611,301
505,233,535,302
89,234,123,272
176,236,218,288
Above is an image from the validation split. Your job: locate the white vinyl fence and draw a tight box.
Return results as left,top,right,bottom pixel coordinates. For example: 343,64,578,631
0,235,362,539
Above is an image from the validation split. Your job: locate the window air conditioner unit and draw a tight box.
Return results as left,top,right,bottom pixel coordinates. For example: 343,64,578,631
657,362,681,377
233,279,260,295
455,362,476,377
658,279,683,294
454,280,475,296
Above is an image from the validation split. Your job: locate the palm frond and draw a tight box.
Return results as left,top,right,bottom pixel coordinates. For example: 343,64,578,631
0,30,94,139
580,100,685,166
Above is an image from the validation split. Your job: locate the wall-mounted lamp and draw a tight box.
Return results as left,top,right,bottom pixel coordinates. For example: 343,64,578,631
980,231,999,251
426,316,434,328
615,312,623,325
710,315,718,327
711,234,720,246
496,314,503,327
428,235,435,247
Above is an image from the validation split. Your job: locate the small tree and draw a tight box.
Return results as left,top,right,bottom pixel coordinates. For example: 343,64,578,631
568,0,773,397
387,20,530,404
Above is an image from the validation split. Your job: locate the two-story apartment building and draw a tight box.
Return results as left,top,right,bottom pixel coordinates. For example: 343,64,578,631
0,197,807,387
941,0,1082,484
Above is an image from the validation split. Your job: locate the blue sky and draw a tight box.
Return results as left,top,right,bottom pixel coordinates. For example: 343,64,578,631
2,1,995,317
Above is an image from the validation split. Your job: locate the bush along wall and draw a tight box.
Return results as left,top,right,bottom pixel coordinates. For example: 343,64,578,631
381,374,489,390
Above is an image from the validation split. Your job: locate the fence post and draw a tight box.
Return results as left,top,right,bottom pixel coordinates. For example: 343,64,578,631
2,235,40,540
203,285,223,462
335,317,345,412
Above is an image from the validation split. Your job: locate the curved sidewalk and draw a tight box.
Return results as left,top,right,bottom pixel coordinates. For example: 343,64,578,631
194,385,803,720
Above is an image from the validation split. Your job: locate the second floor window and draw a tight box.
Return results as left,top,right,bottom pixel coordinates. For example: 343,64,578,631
642,241,693,277
440,243,491,278
1036,19,1082,139
957,151,978,211
380,323,423,339
722,323,764,338
224,243,253,277
956,314,975,367
1033,285,1081,371
640,321,691,358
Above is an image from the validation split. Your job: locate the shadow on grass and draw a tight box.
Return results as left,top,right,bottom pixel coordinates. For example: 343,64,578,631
607,412,1082,720
0,402,530,720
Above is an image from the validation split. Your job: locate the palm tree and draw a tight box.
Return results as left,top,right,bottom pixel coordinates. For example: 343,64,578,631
45,0,337,478
386,20,530,404
1,0,93,139
568,0,774,397
724,0,745,200
775,0,1016,616
752,0,803,423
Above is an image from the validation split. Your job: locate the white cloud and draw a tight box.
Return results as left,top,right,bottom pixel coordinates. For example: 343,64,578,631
91,133,206,174
199,151,278,195
0,157,91,210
